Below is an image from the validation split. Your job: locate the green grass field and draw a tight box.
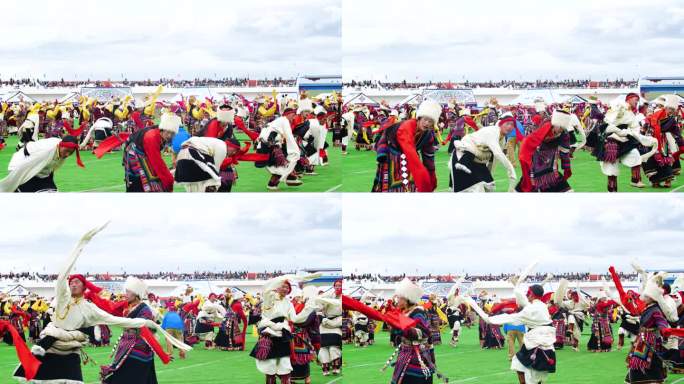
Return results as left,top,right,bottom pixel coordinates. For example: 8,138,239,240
0,327,340,384
0,134,342,192
345,324,684,384
341,145,684,192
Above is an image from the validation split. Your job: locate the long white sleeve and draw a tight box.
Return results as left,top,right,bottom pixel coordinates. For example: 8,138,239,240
54,223,109,315
486,129,516,180
80,126,96,148
0,139,60,192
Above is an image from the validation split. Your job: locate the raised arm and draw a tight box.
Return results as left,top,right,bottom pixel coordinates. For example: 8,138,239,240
55,223,109,305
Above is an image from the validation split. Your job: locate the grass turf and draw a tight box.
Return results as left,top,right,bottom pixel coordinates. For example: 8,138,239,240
0,134,342,192
344,324,684,384
341,144,684,192
0,327,339,384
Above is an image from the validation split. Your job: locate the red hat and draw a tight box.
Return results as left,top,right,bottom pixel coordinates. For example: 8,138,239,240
498,115,515,126
527,284,544,300
58,136,84,168
68,274,102,293
208,293,218,300
625,93,640,102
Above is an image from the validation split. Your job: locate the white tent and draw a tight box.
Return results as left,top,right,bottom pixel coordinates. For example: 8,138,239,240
81,87,133,102
344,286,378,300
343,92,379,106
4,284,34,297
507,89,563,105
563,95,588,104
58,91,81,104
422,88,477,106
3,90,37,103
397,93,424,106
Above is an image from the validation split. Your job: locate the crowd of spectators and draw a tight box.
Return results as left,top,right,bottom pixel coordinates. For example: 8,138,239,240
0,270,294,282
0,77,297,88
345,271,640,283
344,78,638,90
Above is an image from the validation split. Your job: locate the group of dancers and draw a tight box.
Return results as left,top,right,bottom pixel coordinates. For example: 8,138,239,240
0,224,343,384
343,92,683,192
342,262,684,383
0,88,342,192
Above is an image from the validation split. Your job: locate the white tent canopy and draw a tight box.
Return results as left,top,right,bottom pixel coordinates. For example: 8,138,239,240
562,95,589,104
344,286,378,300
343,92,379,106
58,91,81,104
507,89,563,106
3,90,37,103
397,93,424,106
81,87,133,103
422,88,477,106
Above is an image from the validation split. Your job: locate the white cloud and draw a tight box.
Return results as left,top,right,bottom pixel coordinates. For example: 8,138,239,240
342,0,684,81
0,0,341,79
342,194,684,275
0,194,341,273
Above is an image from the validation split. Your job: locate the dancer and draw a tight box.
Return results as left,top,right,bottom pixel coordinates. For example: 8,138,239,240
122,112,180,192
319,279,343,376
517,110,574,192
389,278,436,384
587,291,618,352
12,224,190,384
249,274,319,384
468,284,557,384
372,100,440,192
450,112,517,192
0,135,83,192
256,108,301,190
625,273,671,383
101,277,160,384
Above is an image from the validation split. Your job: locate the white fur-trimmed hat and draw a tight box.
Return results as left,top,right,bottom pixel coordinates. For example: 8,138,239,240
159,112,181,134
605,104,637,128
416,99,442,123
314,105,327,116
533,97,546,113
297,98,314,114
394,278,423,304
93,117,113,130
663,94,681,110
640,272,665,302
551,109,572,131
124,276,148,299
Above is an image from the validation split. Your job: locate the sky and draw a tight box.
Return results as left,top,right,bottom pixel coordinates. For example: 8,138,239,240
342,194,684,275
0,0,341,80
0,195,341,274
343,0,684,82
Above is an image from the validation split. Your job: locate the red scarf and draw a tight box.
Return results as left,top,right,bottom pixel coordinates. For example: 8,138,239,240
58,141,84,168
0,320,41,380
518,121,554,192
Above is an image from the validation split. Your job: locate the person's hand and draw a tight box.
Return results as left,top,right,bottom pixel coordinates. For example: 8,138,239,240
82,221,110,242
